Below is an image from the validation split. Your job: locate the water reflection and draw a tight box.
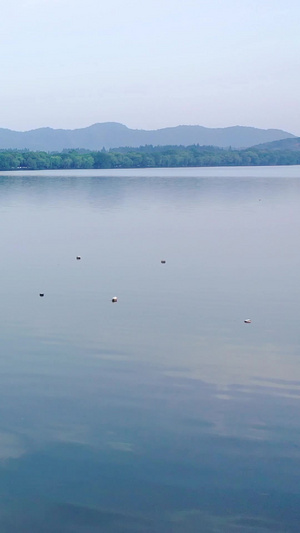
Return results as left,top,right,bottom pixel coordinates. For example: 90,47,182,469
0,168,299,531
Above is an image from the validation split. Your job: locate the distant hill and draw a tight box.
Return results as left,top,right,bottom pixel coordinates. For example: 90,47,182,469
252,137,300,151
0,123,295,151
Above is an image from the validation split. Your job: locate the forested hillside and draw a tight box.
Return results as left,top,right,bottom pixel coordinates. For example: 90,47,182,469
0,145,300,171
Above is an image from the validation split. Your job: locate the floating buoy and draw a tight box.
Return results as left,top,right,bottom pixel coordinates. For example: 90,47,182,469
39,293,44,297
244,319,251,324
76,256,81,260
161,260,166,264
112,297,118,303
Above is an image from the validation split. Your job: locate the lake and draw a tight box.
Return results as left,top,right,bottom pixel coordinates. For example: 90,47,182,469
0,166,299,532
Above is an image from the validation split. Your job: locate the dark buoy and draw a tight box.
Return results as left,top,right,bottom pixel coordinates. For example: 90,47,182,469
161,260,166,264
112,296,118,303
76,256,81,260
39,293,44,297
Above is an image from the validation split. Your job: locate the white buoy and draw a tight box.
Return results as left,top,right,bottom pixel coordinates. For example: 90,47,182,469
244,319,251,324
112,296,118,303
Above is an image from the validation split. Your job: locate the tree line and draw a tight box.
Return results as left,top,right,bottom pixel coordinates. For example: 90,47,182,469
0,145,300,171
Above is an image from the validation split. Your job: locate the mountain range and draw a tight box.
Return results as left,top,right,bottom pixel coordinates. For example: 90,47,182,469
0,123,295,152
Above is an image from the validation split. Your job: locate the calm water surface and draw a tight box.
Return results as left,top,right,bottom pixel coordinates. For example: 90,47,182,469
0,166,299,532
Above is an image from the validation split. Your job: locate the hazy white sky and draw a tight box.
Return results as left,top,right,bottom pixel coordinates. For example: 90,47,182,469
1,0,299,133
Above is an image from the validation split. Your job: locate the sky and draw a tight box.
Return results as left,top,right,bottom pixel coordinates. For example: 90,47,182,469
1,0,299,134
